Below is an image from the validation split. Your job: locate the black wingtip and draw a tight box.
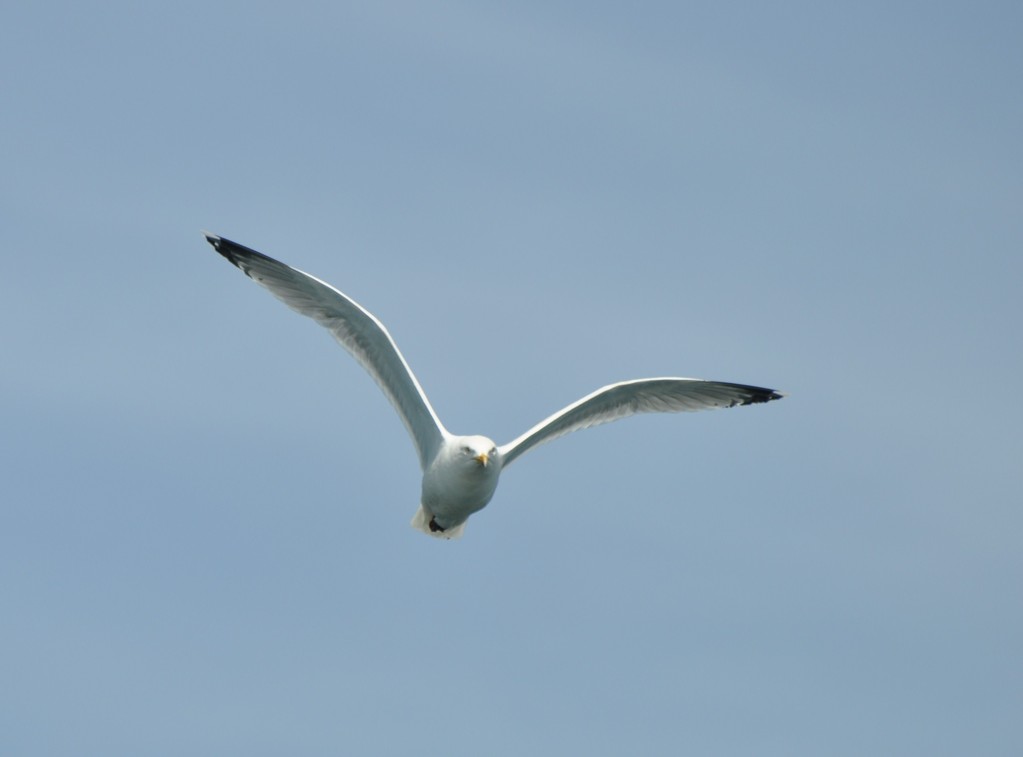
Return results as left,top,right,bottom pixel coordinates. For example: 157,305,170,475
745,387,786,405
202,231,270,270
202,230,234,263
718,382,787,407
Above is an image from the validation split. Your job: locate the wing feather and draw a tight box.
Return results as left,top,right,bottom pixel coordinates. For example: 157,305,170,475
499,378,783,468
205,233,447,469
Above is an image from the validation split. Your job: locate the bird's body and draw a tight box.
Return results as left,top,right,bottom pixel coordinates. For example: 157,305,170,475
416,435,500,538
205,233,784,538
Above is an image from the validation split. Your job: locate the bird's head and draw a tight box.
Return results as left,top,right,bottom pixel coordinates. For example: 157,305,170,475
458,435,499,470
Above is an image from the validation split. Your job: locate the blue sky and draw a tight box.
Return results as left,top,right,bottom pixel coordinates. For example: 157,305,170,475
2,2,1021,754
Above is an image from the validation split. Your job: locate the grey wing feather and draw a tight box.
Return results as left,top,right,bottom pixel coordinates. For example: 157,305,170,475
499,378,783,468
205,233,447,469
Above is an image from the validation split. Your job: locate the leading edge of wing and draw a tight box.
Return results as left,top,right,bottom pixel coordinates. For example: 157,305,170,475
498,377,784,468
204,232,448,468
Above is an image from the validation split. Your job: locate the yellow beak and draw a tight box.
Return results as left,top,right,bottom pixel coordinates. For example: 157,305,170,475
474,452,489,467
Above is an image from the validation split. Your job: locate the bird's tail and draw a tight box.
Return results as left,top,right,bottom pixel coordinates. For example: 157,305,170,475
410,505,467,540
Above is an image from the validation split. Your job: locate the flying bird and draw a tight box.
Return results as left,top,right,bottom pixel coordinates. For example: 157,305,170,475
205,233,784,538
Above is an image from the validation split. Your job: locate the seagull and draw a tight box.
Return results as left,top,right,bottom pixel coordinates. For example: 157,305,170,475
205,233,784,539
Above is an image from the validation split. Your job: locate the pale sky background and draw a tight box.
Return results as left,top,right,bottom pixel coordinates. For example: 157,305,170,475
2,2,1021,755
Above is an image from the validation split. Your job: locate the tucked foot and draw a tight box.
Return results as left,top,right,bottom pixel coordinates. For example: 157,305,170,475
428,516,446,533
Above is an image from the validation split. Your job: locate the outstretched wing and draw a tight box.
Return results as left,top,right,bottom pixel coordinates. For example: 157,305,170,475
499,378,783,468
205,233,447,469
